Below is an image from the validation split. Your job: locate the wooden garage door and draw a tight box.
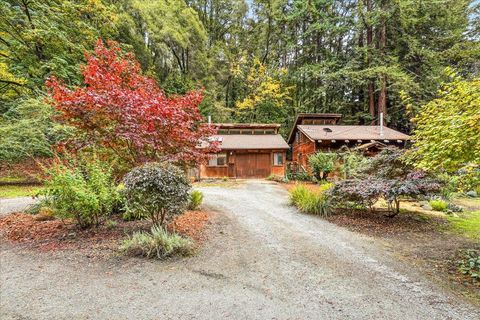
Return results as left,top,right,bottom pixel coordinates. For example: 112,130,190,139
235,153,271,178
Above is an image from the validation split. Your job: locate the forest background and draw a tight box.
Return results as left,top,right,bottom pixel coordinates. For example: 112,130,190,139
1,0,479,163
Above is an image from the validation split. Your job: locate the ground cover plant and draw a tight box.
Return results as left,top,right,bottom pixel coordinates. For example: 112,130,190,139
119,225,194,259
447,211,480,240
458,250,480,282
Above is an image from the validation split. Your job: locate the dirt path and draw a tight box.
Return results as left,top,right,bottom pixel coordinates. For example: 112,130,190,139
1,180,479,319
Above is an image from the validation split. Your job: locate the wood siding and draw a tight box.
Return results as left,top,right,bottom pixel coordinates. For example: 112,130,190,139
199,150,286,179
292,132,316,168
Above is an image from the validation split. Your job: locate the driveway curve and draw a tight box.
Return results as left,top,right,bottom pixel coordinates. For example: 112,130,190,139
1,180,478,319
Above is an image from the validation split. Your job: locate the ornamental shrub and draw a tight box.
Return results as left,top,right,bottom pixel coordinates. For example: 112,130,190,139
327,178,387,211
429,199,448,212
42,156,119,228
338,150,367,179
308,152,337,180
120,226,194,259
358,147,409,179
188,190,204,210
123,163,190,226
289,185,330,216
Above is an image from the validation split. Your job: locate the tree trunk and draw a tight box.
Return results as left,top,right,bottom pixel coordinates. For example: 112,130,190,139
366,0,375,119
377,0,387,124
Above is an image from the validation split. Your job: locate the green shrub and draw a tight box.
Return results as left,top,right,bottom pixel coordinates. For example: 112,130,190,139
289,185,330,216
123,162,190,226
458,249,480,281
188,190,204,210
294,171,311,181
339,150,367,179
120,226,194,259
308,152,337,180
429,199,448,212
42,157,119,228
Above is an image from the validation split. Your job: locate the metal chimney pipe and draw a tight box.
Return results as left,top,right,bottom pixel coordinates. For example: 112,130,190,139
379,113,384,137
208,115,211,126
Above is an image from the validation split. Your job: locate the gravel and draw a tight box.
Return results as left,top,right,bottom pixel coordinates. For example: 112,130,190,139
1,180,479,319
0,197,38,216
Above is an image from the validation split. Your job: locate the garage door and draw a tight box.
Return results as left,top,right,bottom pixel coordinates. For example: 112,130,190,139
235,153,271,178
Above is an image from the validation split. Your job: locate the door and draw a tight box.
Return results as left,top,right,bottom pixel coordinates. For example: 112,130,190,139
235,153,271,178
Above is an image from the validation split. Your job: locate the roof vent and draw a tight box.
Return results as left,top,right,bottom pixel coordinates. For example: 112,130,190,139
323,128,332,134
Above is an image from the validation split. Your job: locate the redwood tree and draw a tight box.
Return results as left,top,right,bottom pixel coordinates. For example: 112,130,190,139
47,40,217,166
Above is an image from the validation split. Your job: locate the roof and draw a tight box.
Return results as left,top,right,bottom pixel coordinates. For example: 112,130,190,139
287,113,342,143
212,123,281,129
212,134,289,150
297,125,410,141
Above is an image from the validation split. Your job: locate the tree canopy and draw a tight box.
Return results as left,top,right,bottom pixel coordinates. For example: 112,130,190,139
407,72,480,172
1,0,479,165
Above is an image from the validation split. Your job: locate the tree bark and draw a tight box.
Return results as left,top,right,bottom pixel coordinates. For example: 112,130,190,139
366,0,375,120
377,0,387,125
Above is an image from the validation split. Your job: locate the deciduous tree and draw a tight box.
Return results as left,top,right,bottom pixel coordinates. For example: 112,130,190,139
47,40,217,167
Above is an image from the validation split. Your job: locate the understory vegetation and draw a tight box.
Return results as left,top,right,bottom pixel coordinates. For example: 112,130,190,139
120,226,194,259
123,163,190,227
41,156,120,229
289,184,330,216
458,250,480,282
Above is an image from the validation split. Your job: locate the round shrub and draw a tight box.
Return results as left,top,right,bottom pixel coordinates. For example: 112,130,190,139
123,162,190,226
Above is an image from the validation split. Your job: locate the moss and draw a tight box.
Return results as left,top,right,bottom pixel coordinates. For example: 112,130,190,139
447,211,480,240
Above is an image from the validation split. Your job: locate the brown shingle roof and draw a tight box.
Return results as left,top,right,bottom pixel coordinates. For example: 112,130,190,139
213,134,289,150
298,125,410,141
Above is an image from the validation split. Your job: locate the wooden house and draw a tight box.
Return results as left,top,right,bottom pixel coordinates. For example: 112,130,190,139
199,123,289,179
287,113,410,169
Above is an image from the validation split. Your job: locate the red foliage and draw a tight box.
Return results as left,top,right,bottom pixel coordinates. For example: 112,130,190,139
46,39,217,165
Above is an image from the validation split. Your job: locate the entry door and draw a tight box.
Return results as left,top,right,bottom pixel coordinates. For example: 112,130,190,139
235,153,271,178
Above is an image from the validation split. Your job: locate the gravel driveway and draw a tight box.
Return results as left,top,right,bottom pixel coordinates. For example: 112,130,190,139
0,197,38,216
1,180,478,319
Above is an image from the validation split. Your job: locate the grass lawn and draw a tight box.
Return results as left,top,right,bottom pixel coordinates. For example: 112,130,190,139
0,185,44,198
447,211,480,240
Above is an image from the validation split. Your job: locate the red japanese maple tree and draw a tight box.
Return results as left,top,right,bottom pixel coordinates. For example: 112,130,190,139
46,39,217,166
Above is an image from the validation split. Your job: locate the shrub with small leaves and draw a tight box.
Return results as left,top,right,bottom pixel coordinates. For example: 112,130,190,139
188,190,204,210
42,156,119,228
120,226,194,259
123,162,190,226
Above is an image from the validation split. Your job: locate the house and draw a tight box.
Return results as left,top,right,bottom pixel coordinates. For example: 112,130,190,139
199,123,289,179
287,113,410,169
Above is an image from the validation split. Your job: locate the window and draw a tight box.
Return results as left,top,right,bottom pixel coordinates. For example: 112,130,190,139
208,153,227,166
273,152,283,166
